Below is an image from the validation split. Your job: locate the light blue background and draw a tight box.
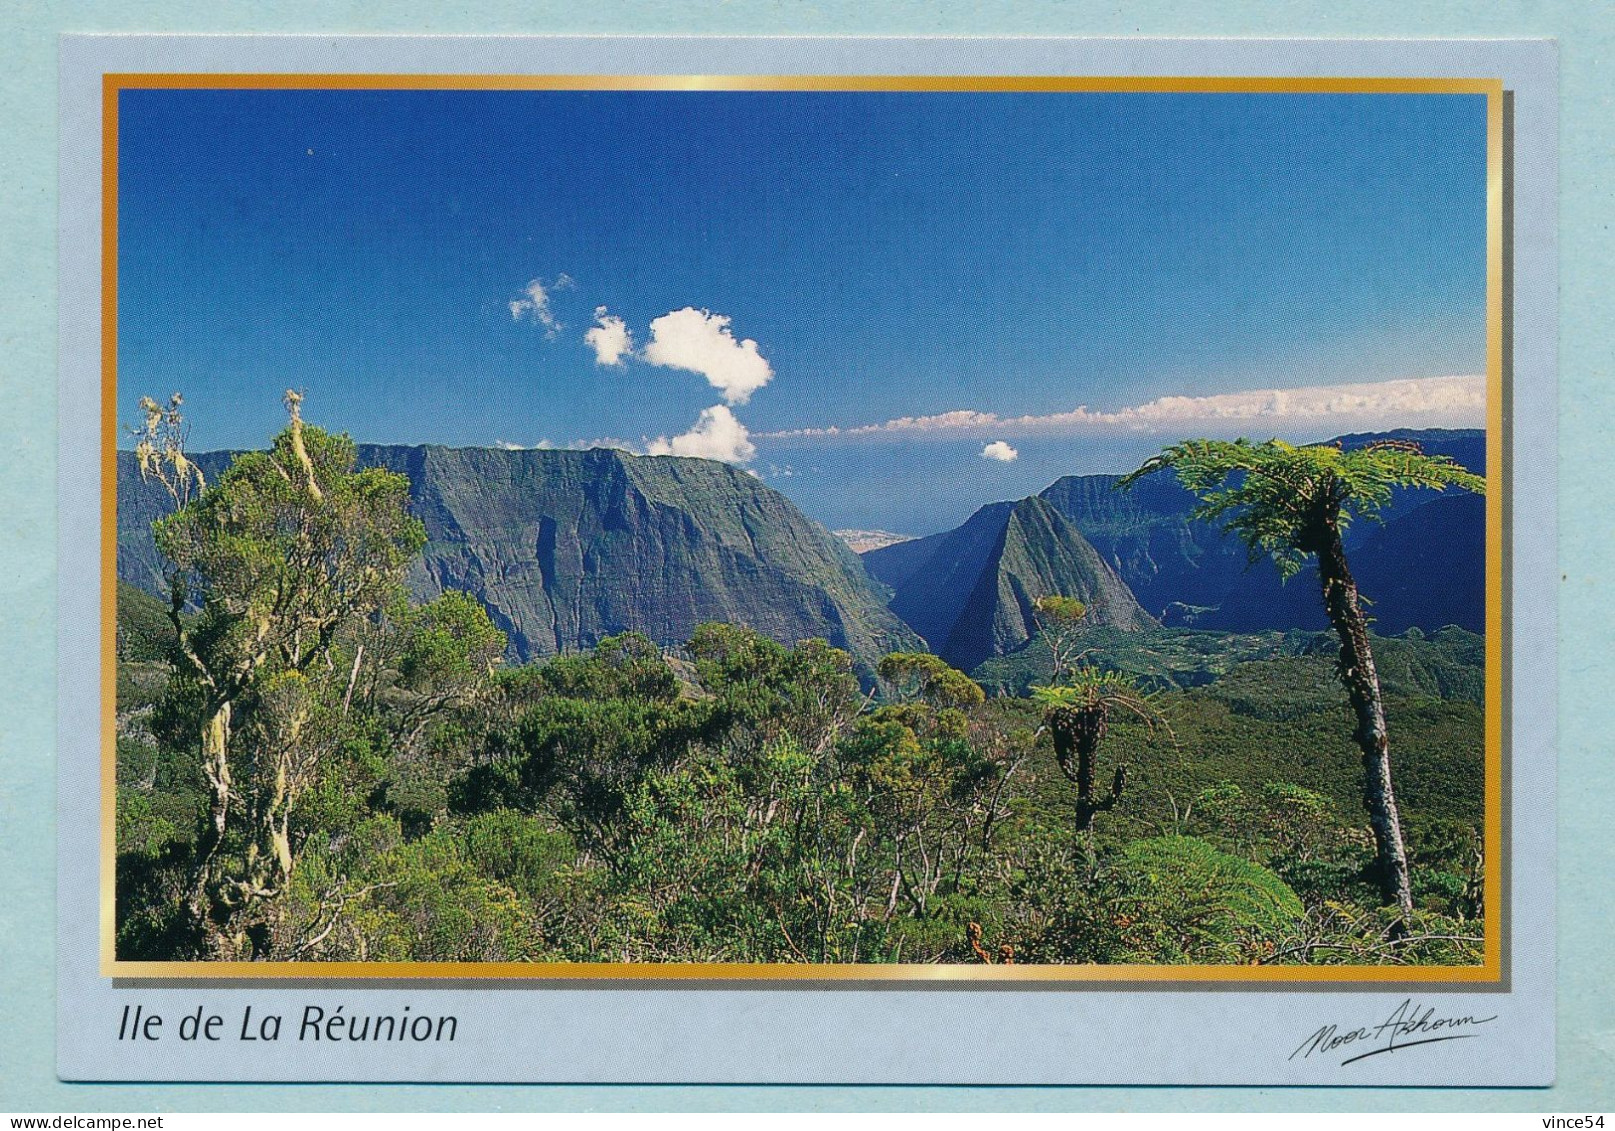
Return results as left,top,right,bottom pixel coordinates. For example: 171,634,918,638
2,1,1609,1114
45,32,1561,1092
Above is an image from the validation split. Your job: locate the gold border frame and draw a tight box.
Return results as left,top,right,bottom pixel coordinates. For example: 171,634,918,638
101,72,1506,983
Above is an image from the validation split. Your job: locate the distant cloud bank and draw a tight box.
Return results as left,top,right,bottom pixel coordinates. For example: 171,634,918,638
758,375,1486,442
499,283,1476,471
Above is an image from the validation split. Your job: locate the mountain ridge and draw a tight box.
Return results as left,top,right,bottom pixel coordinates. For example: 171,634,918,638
117,443,923,670
1035,428,1486,632
866,495,1154,670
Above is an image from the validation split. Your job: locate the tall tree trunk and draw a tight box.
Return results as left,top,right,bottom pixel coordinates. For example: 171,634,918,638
1073,727,1099,836
1049,705,1116,838
1316,522,1414,918
187,700,233,953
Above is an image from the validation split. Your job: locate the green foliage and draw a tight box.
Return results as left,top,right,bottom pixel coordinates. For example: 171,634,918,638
1402,817,1485,920
877,651,986,709
1262,900,1485,966
1191,781,1363,864
116,582,179,663
116,789,184,859
279,811,585,963
1030,668,1153,714
124,395,509,959
115,735,203,856
460,811,579,906
1202,657,1347,722
1107,837,1306,962
689,626,864,762
1009,835,1303,965
585,751,830,963
1301,627,1485,704
1083,666,1483,832
284,820,554,962
513,631,680,703
117,407,1484,966
457,693,717,856
975,624,1484,701
687,621,794,688
396,591,506,696
294,719,391,843
1124,437,1486,917
121,615,1484,965
1033,595,1088,622
154,423,425,645
976,625,1280,695
115,837,197,961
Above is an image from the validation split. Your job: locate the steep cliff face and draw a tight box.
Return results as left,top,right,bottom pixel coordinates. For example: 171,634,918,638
114,427,1486,671
1038,428,1487,632
1344,493,1485,635
1036,472,1240,624
864,495,1154,671
117,444,922,668
867,501,1019,651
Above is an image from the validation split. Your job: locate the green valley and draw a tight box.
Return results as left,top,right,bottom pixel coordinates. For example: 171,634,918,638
114,411,1488,967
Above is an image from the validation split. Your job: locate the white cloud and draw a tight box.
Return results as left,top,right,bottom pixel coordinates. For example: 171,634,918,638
585,306,634,366
645,404,757,465
642,307,773,405
508,275,574,337
981,440,1019,462
758,375,1486,441
494,437,646,454
494,439,561,451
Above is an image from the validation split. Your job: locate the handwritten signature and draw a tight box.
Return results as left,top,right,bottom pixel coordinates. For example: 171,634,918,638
1290,1000,1498,1066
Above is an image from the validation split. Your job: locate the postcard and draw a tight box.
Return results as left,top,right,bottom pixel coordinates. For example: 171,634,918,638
56,34,1558,1084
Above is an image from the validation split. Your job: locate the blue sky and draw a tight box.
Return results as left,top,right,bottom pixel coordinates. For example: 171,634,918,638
117,87,1487,533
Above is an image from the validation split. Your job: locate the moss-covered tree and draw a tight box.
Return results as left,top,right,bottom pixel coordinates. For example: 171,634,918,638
1031,595,1090,682
150,391,427,956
